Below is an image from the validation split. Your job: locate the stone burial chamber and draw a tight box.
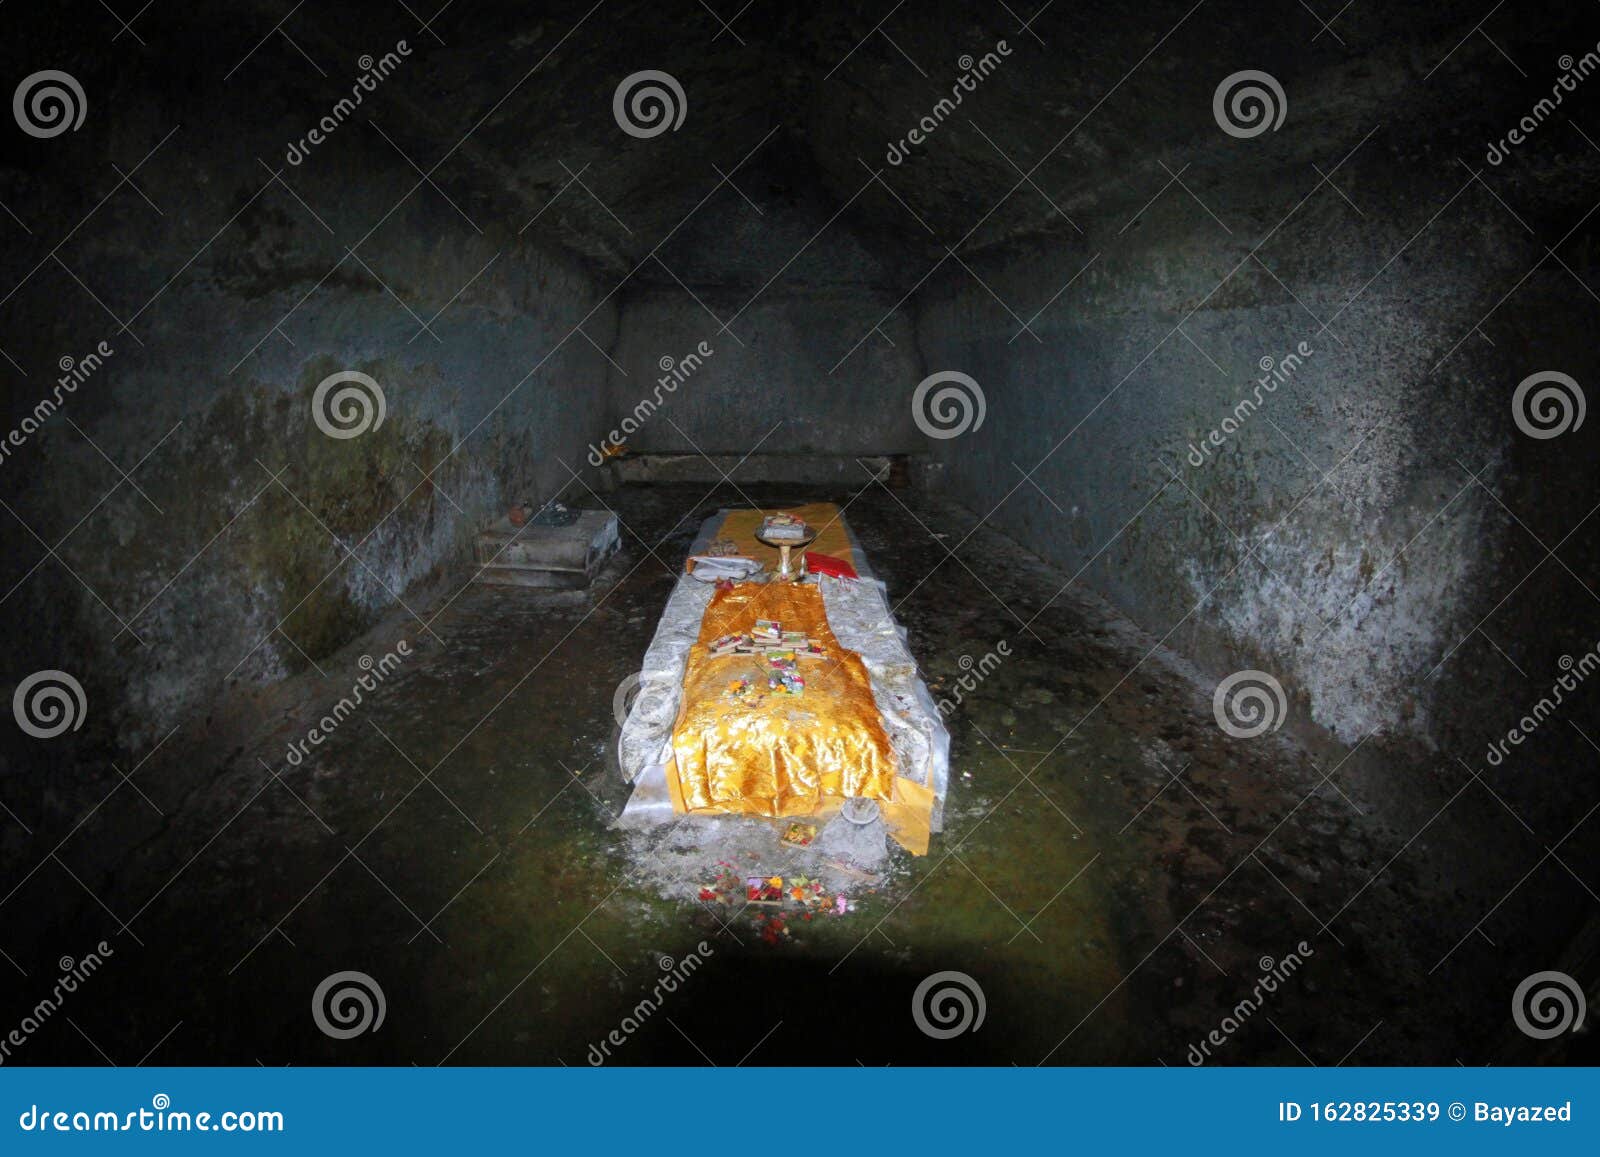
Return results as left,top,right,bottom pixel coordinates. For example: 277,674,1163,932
0,0,1595,1067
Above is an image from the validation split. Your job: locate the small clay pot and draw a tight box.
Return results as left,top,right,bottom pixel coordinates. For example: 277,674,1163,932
508,504,531,527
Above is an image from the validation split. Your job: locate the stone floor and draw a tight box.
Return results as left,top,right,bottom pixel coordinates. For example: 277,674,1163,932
0,480,1592,1066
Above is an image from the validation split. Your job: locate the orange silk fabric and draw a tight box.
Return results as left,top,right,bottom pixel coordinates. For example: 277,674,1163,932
666,582,898,817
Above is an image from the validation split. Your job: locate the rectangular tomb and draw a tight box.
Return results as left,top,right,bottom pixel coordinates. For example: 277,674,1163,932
473,509,620,589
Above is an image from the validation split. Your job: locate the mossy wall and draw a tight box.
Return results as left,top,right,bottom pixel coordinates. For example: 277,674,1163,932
0,87,615,754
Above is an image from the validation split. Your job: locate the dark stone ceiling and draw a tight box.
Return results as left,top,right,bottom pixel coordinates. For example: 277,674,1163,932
3,0,1598,283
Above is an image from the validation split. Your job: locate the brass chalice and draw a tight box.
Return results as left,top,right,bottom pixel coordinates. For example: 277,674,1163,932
754,524,818,582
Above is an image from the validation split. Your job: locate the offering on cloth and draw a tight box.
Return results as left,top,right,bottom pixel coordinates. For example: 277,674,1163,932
804,551,859,579
766,660,805,694
746,876,785,904
781,822,817,848
759,512,808,541
686,555,762,583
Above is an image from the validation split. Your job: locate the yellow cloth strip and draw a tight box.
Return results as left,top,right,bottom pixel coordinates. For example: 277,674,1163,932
663,579,933,854
703,502,858,574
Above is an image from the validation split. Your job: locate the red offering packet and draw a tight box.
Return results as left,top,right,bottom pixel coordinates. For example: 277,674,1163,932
805,552,858,579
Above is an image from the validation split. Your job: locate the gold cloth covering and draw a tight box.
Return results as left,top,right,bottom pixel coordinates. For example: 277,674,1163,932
664,579,934,854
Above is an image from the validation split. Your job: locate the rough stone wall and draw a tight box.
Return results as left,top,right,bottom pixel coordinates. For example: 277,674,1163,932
602,138,927,457
913,89,1600,759
605,289,922,455
0,36,614,756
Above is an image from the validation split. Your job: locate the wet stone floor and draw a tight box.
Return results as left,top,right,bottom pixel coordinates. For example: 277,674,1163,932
0,482,1571,1066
